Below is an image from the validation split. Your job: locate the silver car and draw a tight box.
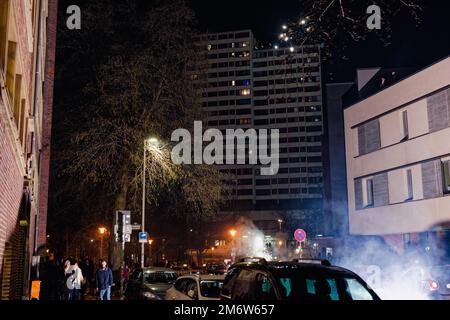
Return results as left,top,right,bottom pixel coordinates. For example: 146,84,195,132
166,274,225,300
125,267,177,300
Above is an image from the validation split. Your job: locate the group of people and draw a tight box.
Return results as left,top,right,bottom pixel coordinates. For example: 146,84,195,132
63,258,116,300
40,254,119,300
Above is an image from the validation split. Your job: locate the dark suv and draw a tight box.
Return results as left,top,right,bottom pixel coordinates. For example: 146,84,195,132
220,258,380,301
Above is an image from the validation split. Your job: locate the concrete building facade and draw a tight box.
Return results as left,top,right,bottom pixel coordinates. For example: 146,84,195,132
344,57,450,255
193,30,324,238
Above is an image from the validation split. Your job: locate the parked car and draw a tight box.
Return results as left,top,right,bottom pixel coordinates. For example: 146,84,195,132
220,257,381,300
203,262,227,275
428,265,450,299
166,274,225,300
124,267,177,300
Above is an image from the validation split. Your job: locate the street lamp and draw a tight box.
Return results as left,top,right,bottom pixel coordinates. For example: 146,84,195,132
98,227,107,259
277,219,283,232
148,239,154,266
142,137,161,268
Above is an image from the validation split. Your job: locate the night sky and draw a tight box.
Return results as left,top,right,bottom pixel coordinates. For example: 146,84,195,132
189,0,450,81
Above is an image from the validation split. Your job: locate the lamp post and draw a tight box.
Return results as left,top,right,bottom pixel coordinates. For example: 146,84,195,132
141,137,160,268
148,239,153,266
277,219,283,232
98,227,107,259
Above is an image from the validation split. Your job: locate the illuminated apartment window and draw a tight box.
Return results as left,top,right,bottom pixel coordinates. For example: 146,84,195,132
207,44,212,51
240,88,251,96
231,80,236,86
239,51,250,58
0,0,8,70
239,118,251,125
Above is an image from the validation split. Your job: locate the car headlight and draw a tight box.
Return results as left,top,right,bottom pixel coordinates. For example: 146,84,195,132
142,291,159,300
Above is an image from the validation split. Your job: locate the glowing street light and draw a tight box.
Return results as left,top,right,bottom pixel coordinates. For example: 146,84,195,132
148,239,154,266
282,25,288,30
229,229,237,238
277,219,283,232
141,136,162,268
98,227,107,259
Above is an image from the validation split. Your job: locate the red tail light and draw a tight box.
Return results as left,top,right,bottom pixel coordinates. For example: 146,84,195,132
429,280,439,291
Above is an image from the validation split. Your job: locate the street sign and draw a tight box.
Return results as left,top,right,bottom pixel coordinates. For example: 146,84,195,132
139,232,148,243
123,225,132,235
131,224,141,230
294,229,307,242
124,234,131,243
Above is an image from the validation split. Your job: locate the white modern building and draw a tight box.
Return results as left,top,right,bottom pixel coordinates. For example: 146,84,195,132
344,57,450,240
192,30,324,235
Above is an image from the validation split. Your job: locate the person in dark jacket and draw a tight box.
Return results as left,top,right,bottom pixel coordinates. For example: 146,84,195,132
95,260,113,300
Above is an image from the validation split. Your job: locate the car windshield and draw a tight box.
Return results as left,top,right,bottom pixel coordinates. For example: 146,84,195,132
144,271,177,284
272,271,376,301
200,280,224,298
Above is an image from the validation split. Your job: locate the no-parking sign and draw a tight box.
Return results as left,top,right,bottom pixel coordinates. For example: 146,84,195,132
294,229,307,242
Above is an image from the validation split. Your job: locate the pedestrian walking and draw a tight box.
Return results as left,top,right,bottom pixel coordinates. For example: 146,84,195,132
120,262,130,298
95,260,114,300
70,262,84,300
63,260,74,300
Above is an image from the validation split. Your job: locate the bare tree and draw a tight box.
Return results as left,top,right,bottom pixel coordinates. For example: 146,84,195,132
283,0,423,60
51,0,228,268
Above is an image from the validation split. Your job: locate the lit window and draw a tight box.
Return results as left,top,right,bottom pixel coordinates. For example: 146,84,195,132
239,51,250,58
231,80,236,86
240,89,251,96
207,44,212,51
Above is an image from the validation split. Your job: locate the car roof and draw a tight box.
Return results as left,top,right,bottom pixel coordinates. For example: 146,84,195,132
231,261,357,276
142,267,175,272
178,274,225,281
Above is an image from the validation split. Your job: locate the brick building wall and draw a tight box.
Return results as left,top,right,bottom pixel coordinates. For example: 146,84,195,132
0,109,24,279
0,0,58,299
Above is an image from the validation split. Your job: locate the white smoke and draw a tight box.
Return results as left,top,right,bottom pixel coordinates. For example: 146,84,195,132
232,217,273,261
334,236,436,300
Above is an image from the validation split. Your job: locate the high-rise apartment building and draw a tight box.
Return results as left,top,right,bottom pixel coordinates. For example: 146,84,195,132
193,30,324,235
